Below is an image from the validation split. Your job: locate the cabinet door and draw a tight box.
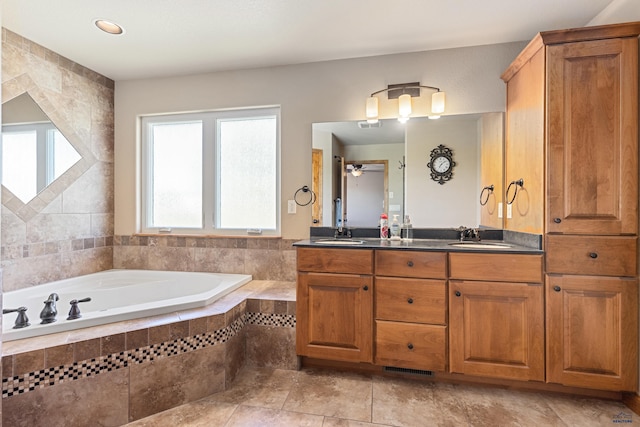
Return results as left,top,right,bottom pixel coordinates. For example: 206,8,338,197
547,37,638,235
296,272,373,362
449,280,544,381
546,275,638,391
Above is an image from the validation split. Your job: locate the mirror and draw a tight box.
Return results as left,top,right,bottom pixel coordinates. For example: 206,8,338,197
312,113,504,229
2,93,81,204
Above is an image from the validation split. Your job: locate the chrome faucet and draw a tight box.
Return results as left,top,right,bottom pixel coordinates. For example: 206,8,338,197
456,226,481,242
40,293,59,324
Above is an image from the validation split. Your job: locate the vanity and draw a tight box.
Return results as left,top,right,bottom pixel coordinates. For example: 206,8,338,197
298,21,640,398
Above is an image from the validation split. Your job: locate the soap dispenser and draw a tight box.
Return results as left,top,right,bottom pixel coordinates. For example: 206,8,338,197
401,215,413,242
390,214,401,240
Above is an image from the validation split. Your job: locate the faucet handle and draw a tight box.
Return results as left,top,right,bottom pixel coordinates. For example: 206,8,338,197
3,307,30,329
67,298,91,320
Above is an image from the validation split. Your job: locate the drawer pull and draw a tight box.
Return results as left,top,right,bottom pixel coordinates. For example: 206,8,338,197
589,252,598,259
553,218,562,223
407,261,414,267
407,298,414,304
407,343,414,350
553,286,561,292
455,291,461,297
363,285,369,291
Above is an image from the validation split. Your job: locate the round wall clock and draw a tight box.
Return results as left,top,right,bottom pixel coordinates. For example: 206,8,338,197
427,144,455,185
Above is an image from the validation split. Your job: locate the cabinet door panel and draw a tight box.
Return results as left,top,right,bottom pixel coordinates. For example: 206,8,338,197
296,272,373,362
547,38,638,234
449,280,544,381
546,275,638,391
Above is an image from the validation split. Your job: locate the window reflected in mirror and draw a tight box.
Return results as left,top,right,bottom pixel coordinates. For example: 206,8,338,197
2,93,81,204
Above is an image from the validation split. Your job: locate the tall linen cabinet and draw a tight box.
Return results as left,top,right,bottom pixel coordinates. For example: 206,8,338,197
502,22,640,392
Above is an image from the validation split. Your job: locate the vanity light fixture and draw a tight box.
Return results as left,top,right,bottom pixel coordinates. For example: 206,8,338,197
366,82,445,123
94,19,125,35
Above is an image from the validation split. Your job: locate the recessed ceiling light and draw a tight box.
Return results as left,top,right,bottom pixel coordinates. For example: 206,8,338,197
94,19,125,35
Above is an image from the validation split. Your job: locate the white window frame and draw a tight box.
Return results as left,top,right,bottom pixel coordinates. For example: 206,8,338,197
140,107,281,236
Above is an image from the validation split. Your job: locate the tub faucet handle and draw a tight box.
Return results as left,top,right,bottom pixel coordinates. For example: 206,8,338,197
3,307,30,329
67,297,91,320
40,293,59,324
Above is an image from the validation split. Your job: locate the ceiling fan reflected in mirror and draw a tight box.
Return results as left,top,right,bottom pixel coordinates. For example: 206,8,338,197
347,164,365,177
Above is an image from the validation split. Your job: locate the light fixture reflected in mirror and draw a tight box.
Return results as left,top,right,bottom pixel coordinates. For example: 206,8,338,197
366,82,445,123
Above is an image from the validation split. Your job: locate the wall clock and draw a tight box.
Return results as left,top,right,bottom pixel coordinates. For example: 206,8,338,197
427,144,455,185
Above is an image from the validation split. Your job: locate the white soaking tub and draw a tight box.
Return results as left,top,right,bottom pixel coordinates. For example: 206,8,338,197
2,269,252,341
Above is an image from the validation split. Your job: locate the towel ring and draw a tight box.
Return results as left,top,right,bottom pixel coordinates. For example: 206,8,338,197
506,179,524,205
294,185,316,206
479,184,494,206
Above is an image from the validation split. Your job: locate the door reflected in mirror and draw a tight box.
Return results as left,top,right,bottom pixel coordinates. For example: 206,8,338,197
312,113,504,229
2,93,81,204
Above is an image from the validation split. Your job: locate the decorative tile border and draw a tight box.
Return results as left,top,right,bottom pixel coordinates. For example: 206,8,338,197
1,236,114,262
2,312,295,398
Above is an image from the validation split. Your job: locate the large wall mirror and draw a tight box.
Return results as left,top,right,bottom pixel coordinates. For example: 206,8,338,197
312,112,504,229
2,93,81,204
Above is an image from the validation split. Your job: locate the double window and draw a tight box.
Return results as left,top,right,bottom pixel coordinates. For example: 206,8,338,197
140,107,280,235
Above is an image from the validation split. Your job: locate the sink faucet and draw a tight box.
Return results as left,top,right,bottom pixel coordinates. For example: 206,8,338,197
334,227,352,238
40,293,59,324
456,226,481,242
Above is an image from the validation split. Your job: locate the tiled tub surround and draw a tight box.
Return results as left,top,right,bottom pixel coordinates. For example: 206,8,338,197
1,29,115,293
1,280,296,426
113,235,297,282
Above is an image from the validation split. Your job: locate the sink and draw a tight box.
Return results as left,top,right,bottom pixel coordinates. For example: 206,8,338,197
314,239,365,245
449,242,512,249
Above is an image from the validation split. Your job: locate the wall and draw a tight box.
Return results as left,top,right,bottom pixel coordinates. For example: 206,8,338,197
1,30,114,291
405,116,481,227
114,41,528,239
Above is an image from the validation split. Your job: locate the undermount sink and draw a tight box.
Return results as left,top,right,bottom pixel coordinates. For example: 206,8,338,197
449,242,512,249
314,239,365,245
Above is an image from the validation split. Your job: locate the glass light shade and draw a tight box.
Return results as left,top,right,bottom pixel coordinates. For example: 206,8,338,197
398,94,412,120
351,169,363,177
366,97,379,123
431,91,445,114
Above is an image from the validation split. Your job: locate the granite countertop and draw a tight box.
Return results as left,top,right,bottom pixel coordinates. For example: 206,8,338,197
294,237,542,254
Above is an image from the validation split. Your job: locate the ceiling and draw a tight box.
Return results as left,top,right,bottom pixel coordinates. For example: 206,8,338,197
1,0,622,81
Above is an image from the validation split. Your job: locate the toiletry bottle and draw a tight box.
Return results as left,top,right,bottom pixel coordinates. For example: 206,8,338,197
379,213,389,239
401,215,413,242
390,214,400,239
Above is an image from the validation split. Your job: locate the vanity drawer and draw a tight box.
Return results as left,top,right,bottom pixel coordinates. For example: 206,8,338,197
546,235,637,277
375,320,446,371
375,250,446,279
375,277,446,324
297,247,373,275
449,253,543,283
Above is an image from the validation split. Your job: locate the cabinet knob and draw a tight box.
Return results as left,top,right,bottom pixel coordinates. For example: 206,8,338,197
407,261,414,267
589,252,598,259
553,286,561,292
407,343,414,350
407,298,414,304
553,218,562,224
363,285,369,291
455,291,461,297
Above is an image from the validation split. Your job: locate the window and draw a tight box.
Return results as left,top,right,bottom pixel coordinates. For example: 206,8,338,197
141,107,280,235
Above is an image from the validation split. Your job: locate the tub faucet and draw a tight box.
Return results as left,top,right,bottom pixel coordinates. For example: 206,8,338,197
67,297,92,320
3,307,30,329
40,293,59,324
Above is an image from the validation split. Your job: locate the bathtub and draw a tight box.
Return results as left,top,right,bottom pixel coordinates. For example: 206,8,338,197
2,269,252,342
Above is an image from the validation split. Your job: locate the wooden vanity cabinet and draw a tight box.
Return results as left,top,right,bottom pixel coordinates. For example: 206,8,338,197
503,22,640,391
374,251,447,371
448,253,544,381
296,248,374,362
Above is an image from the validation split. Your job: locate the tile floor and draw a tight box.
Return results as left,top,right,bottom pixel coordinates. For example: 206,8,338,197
126,367,638,426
